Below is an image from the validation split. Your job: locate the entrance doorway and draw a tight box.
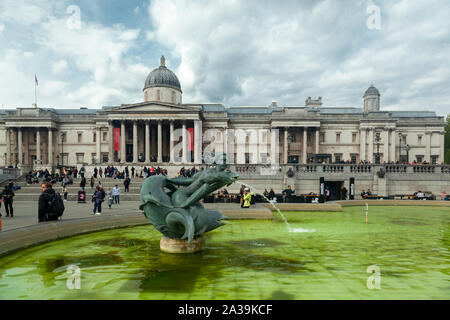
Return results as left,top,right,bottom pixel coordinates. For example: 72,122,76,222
324,181,344,201
126,144,133,162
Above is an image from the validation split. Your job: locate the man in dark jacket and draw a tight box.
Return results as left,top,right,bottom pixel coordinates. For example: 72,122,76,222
1,186,15,217
39,182,58,222
124,177,131,192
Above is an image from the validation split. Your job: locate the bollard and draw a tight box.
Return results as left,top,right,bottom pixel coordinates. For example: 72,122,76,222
365,202,368,224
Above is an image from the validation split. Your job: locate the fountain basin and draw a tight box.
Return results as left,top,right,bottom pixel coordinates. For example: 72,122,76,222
0,205,448,299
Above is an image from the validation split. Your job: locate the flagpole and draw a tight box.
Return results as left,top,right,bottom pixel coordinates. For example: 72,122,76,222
34,74,37,107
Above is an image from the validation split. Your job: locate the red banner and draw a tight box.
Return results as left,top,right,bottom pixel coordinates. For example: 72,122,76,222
114,128,121,151
188,127,194,151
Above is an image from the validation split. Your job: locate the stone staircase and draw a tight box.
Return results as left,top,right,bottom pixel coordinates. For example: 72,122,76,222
9,177,147,201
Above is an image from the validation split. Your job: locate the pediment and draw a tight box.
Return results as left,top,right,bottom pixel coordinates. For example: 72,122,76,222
114,102,201,113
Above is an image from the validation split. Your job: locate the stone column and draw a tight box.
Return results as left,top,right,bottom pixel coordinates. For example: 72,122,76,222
425,132,431,162
6,128,11,166
120,121,125,163
360,129,366,162
48,128,53,166
368,129,374,163
194,120,202,164
170,121,174,163
108,122,114,163
182,121,187,163
389,129,396,162
157,120,162,163
315,128,319,154
383,129,389,163
145,121,150,163
17,128,23,165
271,128,279,164
302,127,307,164
133,121,138,163
284,128,288,164
96,126,101,164
439,131,445,163
36,129,41,163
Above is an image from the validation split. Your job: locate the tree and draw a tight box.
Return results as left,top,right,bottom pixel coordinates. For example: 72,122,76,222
445,115,450,164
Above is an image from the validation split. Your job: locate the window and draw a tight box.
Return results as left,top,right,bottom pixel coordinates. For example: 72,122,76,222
336,133,341,143
351,154,357,164
93,133,96,143
431,155,438,165
76,153,84,164
62,153,68,165
320,133,325,143
102,153,109,163
103,132,107,142
416,155,423,163
157,89,161,101
171,91,176,103
417,135,422,145
335,154,342,163
352,133,357,143
78,133,82,143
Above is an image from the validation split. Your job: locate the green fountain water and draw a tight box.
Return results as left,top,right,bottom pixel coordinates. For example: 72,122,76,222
0,205,448,299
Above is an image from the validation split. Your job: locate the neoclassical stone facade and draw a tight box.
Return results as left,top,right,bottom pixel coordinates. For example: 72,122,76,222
0,57,446,170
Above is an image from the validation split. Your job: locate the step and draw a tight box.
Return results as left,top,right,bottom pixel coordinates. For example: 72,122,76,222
12,193,143,201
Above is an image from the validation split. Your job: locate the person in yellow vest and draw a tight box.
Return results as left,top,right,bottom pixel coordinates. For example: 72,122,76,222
242,188,253,208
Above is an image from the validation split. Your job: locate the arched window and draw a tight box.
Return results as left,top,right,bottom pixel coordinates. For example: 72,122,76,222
156,90,161,101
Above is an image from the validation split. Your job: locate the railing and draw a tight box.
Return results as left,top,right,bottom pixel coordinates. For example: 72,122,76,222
228,164,450,176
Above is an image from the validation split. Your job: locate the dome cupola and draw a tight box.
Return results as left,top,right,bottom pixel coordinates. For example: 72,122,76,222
143,55,182,104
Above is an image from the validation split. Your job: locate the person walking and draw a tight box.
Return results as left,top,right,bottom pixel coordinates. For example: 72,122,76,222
92,186,105,216
107,188,113,209
90,176,95,189
80,176,86,192
112,184,120,204
131,167,135,178
1,185,15,217
62,185,68,202
38,182,64,222
99,167,103,178
124,177,130,193
93,167,98,179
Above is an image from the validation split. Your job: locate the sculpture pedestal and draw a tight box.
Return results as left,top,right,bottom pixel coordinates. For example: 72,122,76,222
160,236,205,253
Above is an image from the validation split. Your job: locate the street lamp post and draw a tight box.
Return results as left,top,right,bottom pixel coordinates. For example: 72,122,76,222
375,132,381,164
60,132,65,174
405,144,411,164
287,135,292,163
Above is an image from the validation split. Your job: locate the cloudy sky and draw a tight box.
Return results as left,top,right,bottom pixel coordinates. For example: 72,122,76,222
0,0,449,115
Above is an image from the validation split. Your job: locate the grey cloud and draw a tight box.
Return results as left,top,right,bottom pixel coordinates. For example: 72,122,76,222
149,0,450,115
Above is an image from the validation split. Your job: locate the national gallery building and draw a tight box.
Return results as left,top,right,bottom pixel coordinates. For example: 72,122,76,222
0,56,445,169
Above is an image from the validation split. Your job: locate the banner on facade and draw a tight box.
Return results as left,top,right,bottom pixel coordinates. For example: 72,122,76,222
114,128,120,151
188,127,194,151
